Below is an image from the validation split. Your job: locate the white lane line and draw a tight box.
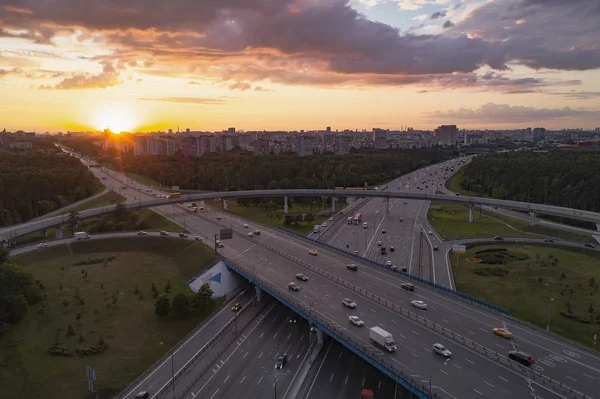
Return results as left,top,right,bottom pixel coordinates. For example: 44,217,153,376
453,317,460,321
362,377,365,386
453,364,461,370
345,376,349,384
391,319,397,324
412,330,419,335
498,376,508,383
223,375,230,383
397,333,406,339
583,373,594,379
466,359,475,364
240,376,246,384
371,309,376,313
257,376,263,385
423,348,432,353
243,352,248,358
411,352,419,358
478,328,487,333
259,352,263,359
440,369,448,375
566,376,577,382
467,330,475,335
496,344,504,349
330,373,335,382
442,319,449,323
273,333,278,338
473,389,483,396
209,389,219,399
484,381,494,388
260,333,264,338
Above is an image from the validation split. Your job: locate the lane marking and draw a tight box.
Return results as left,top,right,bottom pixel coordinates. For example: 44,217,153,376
498,376,508,383
465,359,474,364
411,352,419,358
484,381,494,388
223,375,230,383
257,376,263,385
412,331,419,335
240,376,246,384
566,376,577,382
209,388,219,399
330,373,335,382
440,369,448,375
473,389,483,396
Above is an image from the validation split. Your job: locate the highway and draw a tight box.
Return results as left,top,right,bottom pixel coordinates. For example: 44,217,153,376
9,152,600,398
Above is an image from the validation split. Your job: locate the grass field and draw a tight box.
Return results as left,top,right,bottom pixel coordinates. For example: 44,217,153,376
1,237,219,399
63,191,125,214
452,244,600,349
208,199,348,235
125,172,162,188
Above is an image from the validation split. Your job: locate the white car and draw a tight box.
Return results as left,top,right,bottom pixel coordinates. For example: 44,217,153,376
243,223,249,228
428,231,433,235
328,217,333,221
411,300,428,310
377,241,382,246
247,232,254,237
349,316,364,326
433,343,452,358
37,242,48,248
322,223,328,227
386,261,393,266
137,231,147,236
342,298,357,308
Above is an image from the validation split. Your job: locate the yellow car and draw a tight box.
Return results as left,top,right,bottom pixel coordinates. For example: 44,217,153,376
493,327,513,339
308,249,318,256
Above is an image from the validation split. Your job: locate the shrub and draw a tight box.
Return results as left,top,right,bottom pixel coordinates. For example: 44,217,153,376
48,346,73,356
76,342,109,356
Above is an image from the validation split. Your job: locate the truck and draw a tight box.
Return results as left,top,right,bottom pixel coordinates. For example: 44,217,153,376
369,326,397,352
313,225,320,234
167,192,181,199
347,216,353,225
74,232,91,240
353,212,362,225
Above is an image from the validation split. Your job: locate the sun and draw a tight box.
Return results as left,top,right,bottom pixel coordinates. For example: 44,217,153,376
93,107,137,133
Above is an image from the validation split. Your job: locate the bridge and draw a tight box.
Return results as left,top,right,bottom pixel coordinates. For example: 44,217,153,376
3,188,600,242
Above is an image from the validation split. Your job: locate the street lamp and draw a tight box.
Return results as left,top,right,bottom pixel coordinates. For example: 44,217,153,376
546,298,554,332
261,367,289,399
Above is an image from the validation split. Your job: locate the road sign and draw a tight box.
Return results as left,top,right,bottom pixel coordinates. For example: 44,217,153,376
452,244,466,254
219,229,233,240
86,365,96,380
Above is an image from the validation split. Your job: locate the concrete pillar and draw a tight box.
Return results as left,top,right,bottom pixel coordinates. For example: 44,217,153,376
223,199,228,211
41,229,48,237
529,212,537,226
332,198,336,213
468,205,474,223
386,198,390,214
254,285,262,302
55,226,63,239
596,223,600,232
316,328,324,344
284,196,289,214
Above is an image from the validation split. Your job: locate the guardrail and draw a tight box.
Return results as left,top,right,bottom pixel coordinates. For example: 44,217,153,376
223,258,442,399
277,227,510,315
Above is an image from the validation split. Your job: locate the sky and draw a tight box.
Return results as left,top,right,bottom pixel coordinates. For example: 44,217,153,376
1,0,599,133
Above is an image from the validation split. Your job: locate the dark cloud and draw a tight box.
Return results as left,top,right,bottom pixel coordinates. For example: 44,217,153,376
228,82,252,91
138,97,225,105
442,21,454,29
430,103,600,122
551,91,600,100
431,11,446,19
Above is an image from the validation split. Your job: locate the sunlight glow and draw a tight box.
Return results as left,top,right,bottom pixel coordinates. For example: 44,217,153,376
93,107,137,133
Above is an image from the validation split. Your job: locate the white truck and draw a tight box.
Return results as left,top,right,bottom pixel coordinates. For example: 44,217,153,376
313,225,320,234
369,326,397,352
74,232,91,240
346,216,353,225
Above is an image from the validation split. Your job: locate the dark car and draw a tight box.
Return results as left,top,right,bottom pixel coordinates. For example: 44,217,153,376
296,273,309,281
254,230,261,235
135,392,150,399
231,302,241,312
390,246,395,252
380,247,387,254
401,266,408,272
288,282,300,291
179,233,188,238
508,351,533,367
544,238,554,243
584,243,596,248
401,283,415,291
275,354,288,369
493,236,504,241
346,264,358,271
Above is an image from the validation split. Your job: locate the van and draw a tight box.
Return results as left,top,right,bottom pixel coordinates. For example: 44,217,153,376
508,351,533,366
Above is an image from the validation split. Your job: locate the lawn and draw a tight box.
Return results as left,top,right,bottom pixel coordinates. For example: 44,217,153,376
452,244,600,349
62,191,125,214
1,237,219,399
125,172,162,188
427,201,541,240
207,199,348,235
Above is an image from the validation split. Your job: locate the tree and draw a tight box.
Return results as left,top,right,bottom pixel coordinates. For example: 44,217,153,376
154,294,171,317
113,203,128,221
560,272,566,281
111,295,118,306
67,211,80,234
589,303,594,313
0,248,9,264
105,302,112,312
134,285,139,295
151,282,159,299
171,293,190,316
164,280,171,294
66,324,75,337
192,283,214,312
590,277,596,287
0,262,40,324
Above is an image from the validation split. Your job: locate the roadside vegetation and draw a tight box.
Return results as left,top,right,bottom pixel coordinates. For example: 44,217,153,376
452,244,600,349
0,237,220,399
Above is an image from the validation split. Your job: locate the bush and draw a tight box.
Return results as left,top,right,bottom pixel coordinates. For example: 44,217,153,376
475,248,507,254
76,342,109,356
560,312,592,324
473,267,509,277
72,256,116,266
48,346,73,356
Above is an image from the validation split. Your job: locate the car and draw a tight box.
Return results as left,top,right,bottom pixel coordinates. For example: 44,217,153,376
349,315,364,326
137,231,147,236
508,350,533,366
37,242,48,248
362,222,368,228
329,217,334,221
231,302,241,311
428,231,433,235
401,266,407,272
247,232,254,237
390,246,395,252
135,392,150,399
254,230,261,235
194,236,202,242
199,206,204,210
275,354,288,369
380,247,387,254
288,282,300,291
353,250,358,255
216,240,224,248
216,216,222,220
243,223,249,228
433,343,452,358
347,264,358,271
401,283,415,291
404,201,407,205
308,249,318,256
377,241,382,246
543,238,554,243
322,223,328,227
493,328,513,339
584,243,596,248
493,236,504,241
159,231,169,236
342,298,357,308
433,246,438,251
399,217,403,222
386,260,393,266
296,273,309,281
411,300,428,310
179,233,188,238
381,229,386,234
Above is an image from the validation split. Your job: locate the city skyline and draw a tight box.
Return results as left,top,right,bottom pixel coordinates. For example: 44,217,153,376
1,0,600,132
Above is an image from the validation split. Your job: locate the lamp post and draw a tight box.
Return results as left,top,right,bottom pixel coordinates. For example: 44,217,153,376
261,367,289,399
546,298,554,332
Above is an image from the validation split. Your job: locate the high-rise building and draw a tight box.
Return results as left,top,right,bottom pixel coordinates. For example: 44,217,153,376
435,125,457,145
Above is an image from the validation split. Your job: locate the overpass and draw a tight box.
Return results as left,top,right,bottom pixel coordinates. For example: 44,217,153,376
3,188,600,242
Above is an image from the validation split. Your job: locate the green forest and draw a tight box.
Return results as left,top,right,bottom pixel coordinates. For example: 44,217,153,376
457,150,600,227
66,137,457,191
0,141,101,227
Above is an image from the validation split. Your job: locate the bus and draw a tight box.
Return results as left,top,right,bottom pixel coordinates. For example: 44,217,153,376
167,192,181,199
353,212,362,225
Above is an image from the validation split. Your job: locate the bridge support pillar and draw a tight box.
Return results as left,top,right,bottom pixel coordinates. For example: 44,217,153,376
331,198,336,213
254,285,262,302
223,199,228,211
316,328,323,344
55,226,63,239
596,223,600,232
468,205,474,223
386,198,390,214
41,228,48,237
284,196,289,214
529,212,537,226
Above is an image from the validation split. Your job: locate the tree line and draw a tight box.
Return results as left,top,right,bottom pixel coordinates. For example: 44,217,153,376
457,150,600,228
0,141,101,227
66,137,457,191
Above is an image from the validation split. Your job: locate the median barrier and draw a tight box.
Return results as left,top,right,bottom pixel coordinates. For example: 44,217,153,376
277,227,510,315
